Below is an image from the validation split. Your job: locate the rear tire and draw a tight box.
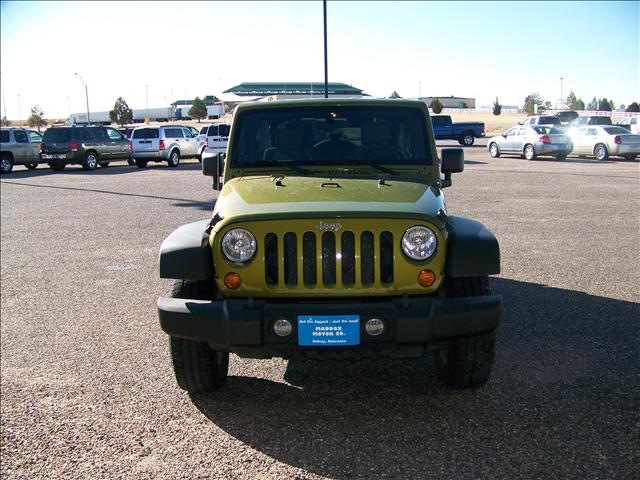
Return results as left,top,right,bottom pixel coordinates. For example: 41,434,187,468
127,156,136,166
98,161,110,168
82,151,98,170
555,154,567,160
460,133,475,146
25,163,38,170
167,149,180,167
594,143,608,161
489,142,500,158
524,144,537,160
624,154,636,161
434,276,496,390
135,159,148,169
169,279,229,394
49,163,66,171
0,154,13,174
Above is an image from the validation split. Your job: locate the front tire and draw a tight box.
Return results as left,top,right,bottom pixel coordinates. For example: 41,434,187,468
524,144,537,160
25,163,38,170
489,142,500,158
82,151,98,170
127,156,136,166
169,279,229,393
0,154,13,174
594,143,608,161
434,276,496,390
167,149,180,167
98,161,110,168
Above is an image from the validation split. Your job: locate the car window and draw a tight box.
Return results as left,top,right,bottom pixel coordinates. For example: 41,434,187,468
539,117,560,125
164,128,184,138
14,130,28,143
181,128,192,137
219,125,230,137
603,127,630,135
590,117,612,125
107,128,123,140
132,128,159,139
431,116,445,125
43,129,71,142
504,128,516,136
631,118,637,125
200,126,208,134
28,131,42,142
0,130,9,143
208,125,219,136
586,128,597,136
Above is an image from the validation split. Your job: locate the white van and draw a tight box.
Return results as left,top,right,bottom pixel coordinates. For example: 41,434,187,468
197,123,230,160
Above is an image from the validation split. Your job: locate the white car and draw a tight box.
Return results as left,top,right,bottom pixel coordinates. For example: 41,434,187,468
570,126,640,161
617,117,640,135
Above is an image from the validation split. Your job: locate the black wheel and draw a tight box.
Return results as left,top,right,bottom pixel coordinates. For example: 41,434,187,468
135,159,148,169
594,143,608,161
434,276,496,390
524,144,537,160
460,132,475,146
127,156,136,166
82,151,98,170
98,161,110,168
555,154,567,160
624,154,637,161
25,163,38,170
169,279,229,393
167,149,180,167
0,154,13,174
48,163,66,171
489,142,500,158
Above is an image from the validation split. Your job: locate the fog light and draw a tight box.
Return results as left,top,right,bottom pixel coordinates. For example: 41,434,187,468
224,272,241,289
418,269,436,287
365,318,385,336
273,319,293,337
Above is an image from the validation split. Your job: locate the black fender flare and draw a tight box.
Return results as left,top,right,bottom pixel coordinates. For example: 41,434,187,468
159,219,214,280
445,216,500,277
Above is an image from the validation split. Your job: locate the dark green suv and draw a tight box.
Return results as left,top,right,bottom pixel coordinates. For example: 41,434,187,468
41,126,131,171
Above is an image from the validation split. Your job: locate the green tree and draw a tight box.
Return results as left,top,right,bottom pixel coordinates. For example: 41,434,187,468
109,97,133,126
189,97,207,122
626,102,639,112
575,98,585,110
597,98,612,111
565,91,578,110
523,92,546,115
492,97,502,116
608,99,615,111
586,97,598,110
389,90,401,98
27,105,47,131
430,97,443,114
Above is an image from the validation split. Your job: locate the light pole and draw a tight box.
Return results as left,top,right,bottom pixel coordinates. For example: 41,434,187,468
418,81,422,99
17,94,21,126
74,73,90,124
323,0,328,98
145,84,149,119
560,77,564,106
67,96,71,117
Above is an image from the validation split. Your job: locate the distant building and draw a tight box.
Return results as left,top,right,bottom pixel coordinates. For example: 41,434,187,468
420,96,476,108
223,82,365,99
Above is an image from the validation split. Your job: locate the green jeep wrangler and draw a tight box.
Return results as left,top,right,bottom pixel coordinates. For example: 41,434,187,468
157,99,501,393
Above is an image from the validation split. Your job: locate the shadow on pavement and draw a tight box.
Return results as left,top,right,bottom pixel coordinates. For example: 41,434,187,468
4,160,203,178
190,278,639,478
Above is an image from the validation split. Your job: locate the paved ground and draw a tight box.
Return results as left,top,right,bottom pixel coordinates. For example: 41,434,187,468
1,147,639,479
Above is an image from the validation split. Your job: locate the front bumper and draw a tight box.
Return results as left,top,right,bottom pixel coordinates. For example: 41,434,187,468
158,294,501,358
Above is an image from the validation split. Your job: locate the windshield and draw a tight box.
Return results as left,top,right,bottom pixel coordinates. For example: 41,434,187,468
539,116,561,125
533,126,564,134
230,106,431,169
603,127,630,135
43,129,71,142
132,128,159,139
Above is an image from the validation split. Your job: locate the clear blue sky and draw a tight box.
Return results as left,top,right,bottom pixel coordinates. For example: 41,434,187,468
1,1,638,119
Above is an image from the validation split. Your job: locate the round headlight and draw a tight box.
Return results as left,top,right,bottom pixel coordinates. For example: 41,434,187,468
401,226,437,261
221,228,257,263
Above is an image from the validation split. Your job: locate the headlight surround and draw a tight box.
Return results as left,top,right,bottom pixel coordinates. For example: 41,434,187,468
221,228,257,263
401,226,437,261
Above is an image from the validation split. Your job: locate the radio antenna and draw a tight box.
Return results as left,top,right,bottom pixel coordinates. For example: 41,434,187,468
323,0,328,98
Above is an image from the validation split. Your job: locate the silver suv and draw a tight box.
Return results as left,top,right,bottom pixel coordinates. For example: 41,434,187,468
130,125,200,168
197,123,230,159
0,128,43,174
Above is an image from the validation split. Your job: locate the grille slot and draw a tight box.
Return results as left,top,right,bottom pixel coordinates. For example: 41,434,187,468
263,229,394,288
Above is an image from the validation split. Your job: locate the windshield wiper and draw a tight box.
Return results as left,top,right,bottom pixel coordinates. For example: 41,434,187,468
348,160,396,175
257,160,311,175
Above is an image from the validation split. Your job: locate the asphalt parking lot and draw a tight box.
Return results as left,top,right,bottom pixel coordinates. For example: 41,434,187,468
1,146,639,479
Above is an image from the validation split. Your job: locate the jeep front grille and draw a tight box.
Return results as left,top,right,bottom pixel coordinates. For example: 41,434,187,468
264,230,394,288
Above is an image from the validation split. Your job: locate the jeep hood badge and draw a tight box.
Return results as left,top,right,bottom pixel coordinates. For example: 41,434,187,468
316,221,342,232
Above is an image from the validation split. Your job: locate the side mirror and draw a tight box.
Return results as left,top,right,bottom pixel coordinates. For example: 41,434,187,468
202,152,226,190
440,148,464,188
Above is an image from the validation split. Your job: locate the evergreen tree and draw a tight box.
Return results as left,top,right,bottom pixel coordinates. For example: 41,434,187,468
565,91,578,110
575,99,585,110
492,97,502,116
625,102,639,112
389,90,401,98
189,97,207,123
523,92,546,115
586,97,598,110
27,105,47,131
430,98,443,114
109,97,133,126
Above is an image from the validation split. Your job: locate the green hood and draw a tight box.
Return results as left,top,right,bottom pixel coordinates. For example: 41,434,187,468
213,175,446,226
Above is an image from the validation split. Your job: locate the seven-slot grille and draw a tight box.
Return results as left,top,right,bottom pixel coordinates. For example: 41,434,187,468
264,230,394,288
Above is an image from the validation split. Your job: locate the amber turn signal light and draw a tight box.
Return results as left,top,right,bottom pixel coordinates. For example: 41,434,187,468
224,272,242,289
418,270,436,287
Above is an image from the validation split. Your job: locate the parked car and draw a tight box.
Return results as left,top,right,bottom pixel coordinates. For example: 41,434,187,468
519,115,563,127
117,127,134,138
0,128,43,173
40,126,131,171
616,117,640,134
487,125,573,160
569,116,612,127
158,98,502,394
569,126,640,161
130,125,200,168
197,123,231,160
430,115,485,146
554,111,579,125
184,126,200,137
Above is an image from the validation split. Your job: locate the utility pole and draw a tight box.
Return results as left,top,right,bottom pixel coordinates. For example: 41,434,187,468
560,77,564,106
146,84,149,119
67,96,71,117
17,94,21,126
323,0,328,98
418,81,421,99
1,73,7,125
74,73,90,124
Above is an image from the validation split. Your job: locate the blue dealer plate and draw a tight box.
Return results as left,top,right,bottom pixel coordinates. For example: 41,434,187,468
297,315,360,346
